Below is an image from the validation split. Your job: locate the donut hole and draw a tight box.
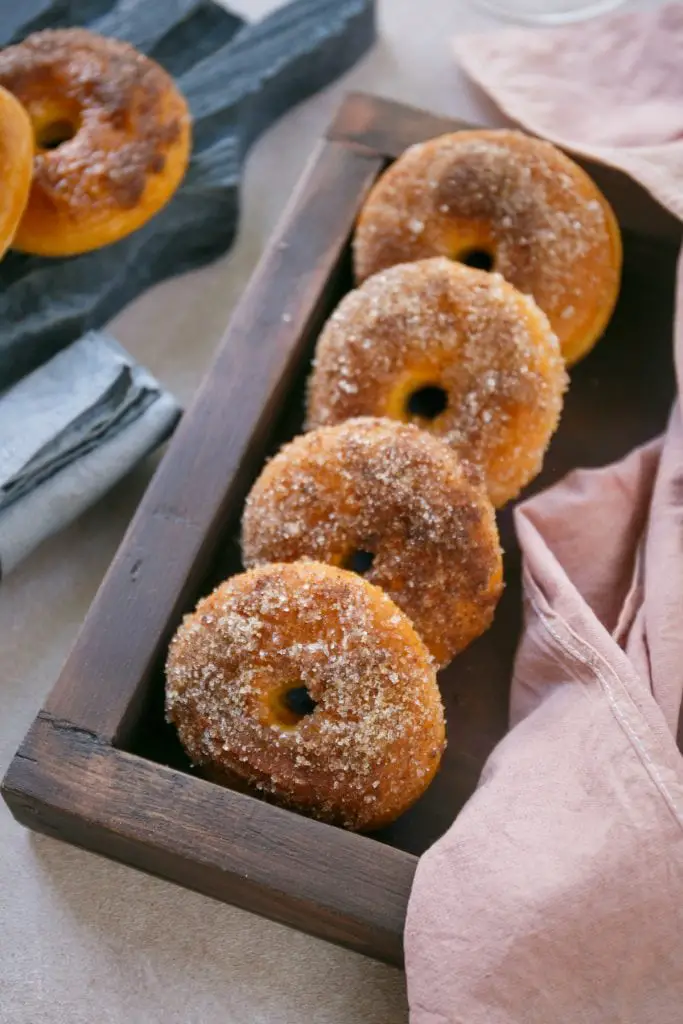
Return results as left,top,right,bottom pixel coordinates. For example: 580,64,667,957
35,118,78,150
458,248,494,272
406,384,448,421
342,549,375,576
268,682,317,728
284,685,317,717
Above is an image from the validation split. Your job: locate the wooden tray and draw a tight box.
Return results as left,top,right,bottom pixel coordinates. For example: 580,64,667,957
3,93,680,967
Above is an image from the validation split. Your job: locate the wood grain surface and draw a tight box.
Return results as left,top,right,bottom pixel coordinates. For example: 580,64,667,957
4,711,413,964
2,93,679,964
43,139,384,744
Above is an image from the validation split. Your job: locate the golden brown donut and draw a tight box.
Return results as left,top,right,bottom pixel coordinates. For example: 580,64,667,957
242,418,503,667
165,561,446,831
353,129,622,365
0,29,191,256
306,258,567,508
0,85,33,259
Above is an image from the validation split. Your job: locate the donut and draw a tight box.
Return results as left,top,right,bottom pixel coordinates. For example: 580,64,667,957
242,418,503,667
0,29,191,256
0,85,33,259
306,258,567,508
165,561,446,831
353,129,622,365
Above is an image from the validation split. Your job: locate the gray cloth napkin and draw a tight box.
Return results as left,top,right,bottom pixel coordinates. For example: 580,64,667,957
0,331,180,576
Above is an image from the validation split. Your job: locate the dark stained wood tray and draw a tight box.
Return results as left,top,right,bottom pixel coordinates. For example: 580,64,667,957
3,93,680,966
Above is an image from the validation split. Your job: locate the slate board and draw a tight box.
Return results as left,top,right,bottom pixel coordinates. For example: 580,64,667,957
0,0,376,389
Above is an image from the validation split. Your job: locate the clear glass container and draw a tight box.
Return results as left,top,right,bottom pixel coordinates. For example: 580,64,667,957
470,0,626,25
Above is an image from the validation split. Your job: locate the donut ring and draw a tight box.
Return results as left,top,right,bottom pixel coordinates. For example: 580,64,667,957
242,418,503,667
0,85,33,259
306,258,567,508
166,562,446,831
0,29,191,256
353,130,622,365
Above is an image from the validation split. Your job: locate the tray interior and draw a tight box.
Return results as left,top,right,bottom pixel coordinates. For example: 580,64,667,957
124,199,678,858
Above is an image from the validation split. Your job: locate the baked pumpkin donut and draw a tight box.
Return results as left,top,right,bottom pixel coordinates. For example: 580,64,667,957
353,130,622,365
0,85,33,259
166,561,446,831
0,29,191,256
306,258,567,508
242,418,503,667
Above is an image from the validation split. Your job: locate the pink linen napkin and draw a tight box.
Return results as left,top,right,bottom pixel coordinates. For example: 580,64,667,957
405,6,683,1022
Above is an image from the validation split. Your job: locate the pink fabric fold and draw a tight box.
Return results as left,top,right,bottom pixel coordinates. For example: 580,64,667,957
406,6,683,1021
454,3,683,221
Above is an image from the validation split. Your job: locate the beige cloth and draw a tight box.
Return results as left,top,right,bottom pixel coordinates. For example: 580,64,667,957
406,5,683,1022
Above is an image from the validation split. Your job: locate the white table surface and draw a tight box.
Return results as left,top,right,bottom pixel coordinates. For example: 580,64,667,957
0,1,650,1021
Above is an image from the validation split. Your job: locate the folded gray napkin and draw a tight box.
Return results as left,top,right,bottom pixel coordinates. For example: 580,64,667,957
0,331,180,576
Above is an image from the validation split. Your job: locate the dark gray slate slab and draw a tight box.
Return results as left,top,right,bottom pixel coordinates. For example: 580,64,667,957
0,0,376,388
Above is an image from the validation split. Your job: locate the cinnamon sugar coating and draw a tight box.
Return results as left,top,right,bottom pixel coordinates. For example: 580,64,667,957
242,418,503,666
307,258,567,507
353,130,622,365
165,562,445,832
0,29,191,254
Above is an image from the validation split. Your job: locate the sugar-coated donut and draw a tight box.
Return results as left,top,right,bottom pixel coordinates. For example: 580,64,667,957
165,561,446,831
353,130,622,365
0,85,33,259
306,258,567,508
242,418,503,667
0,29,191,256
